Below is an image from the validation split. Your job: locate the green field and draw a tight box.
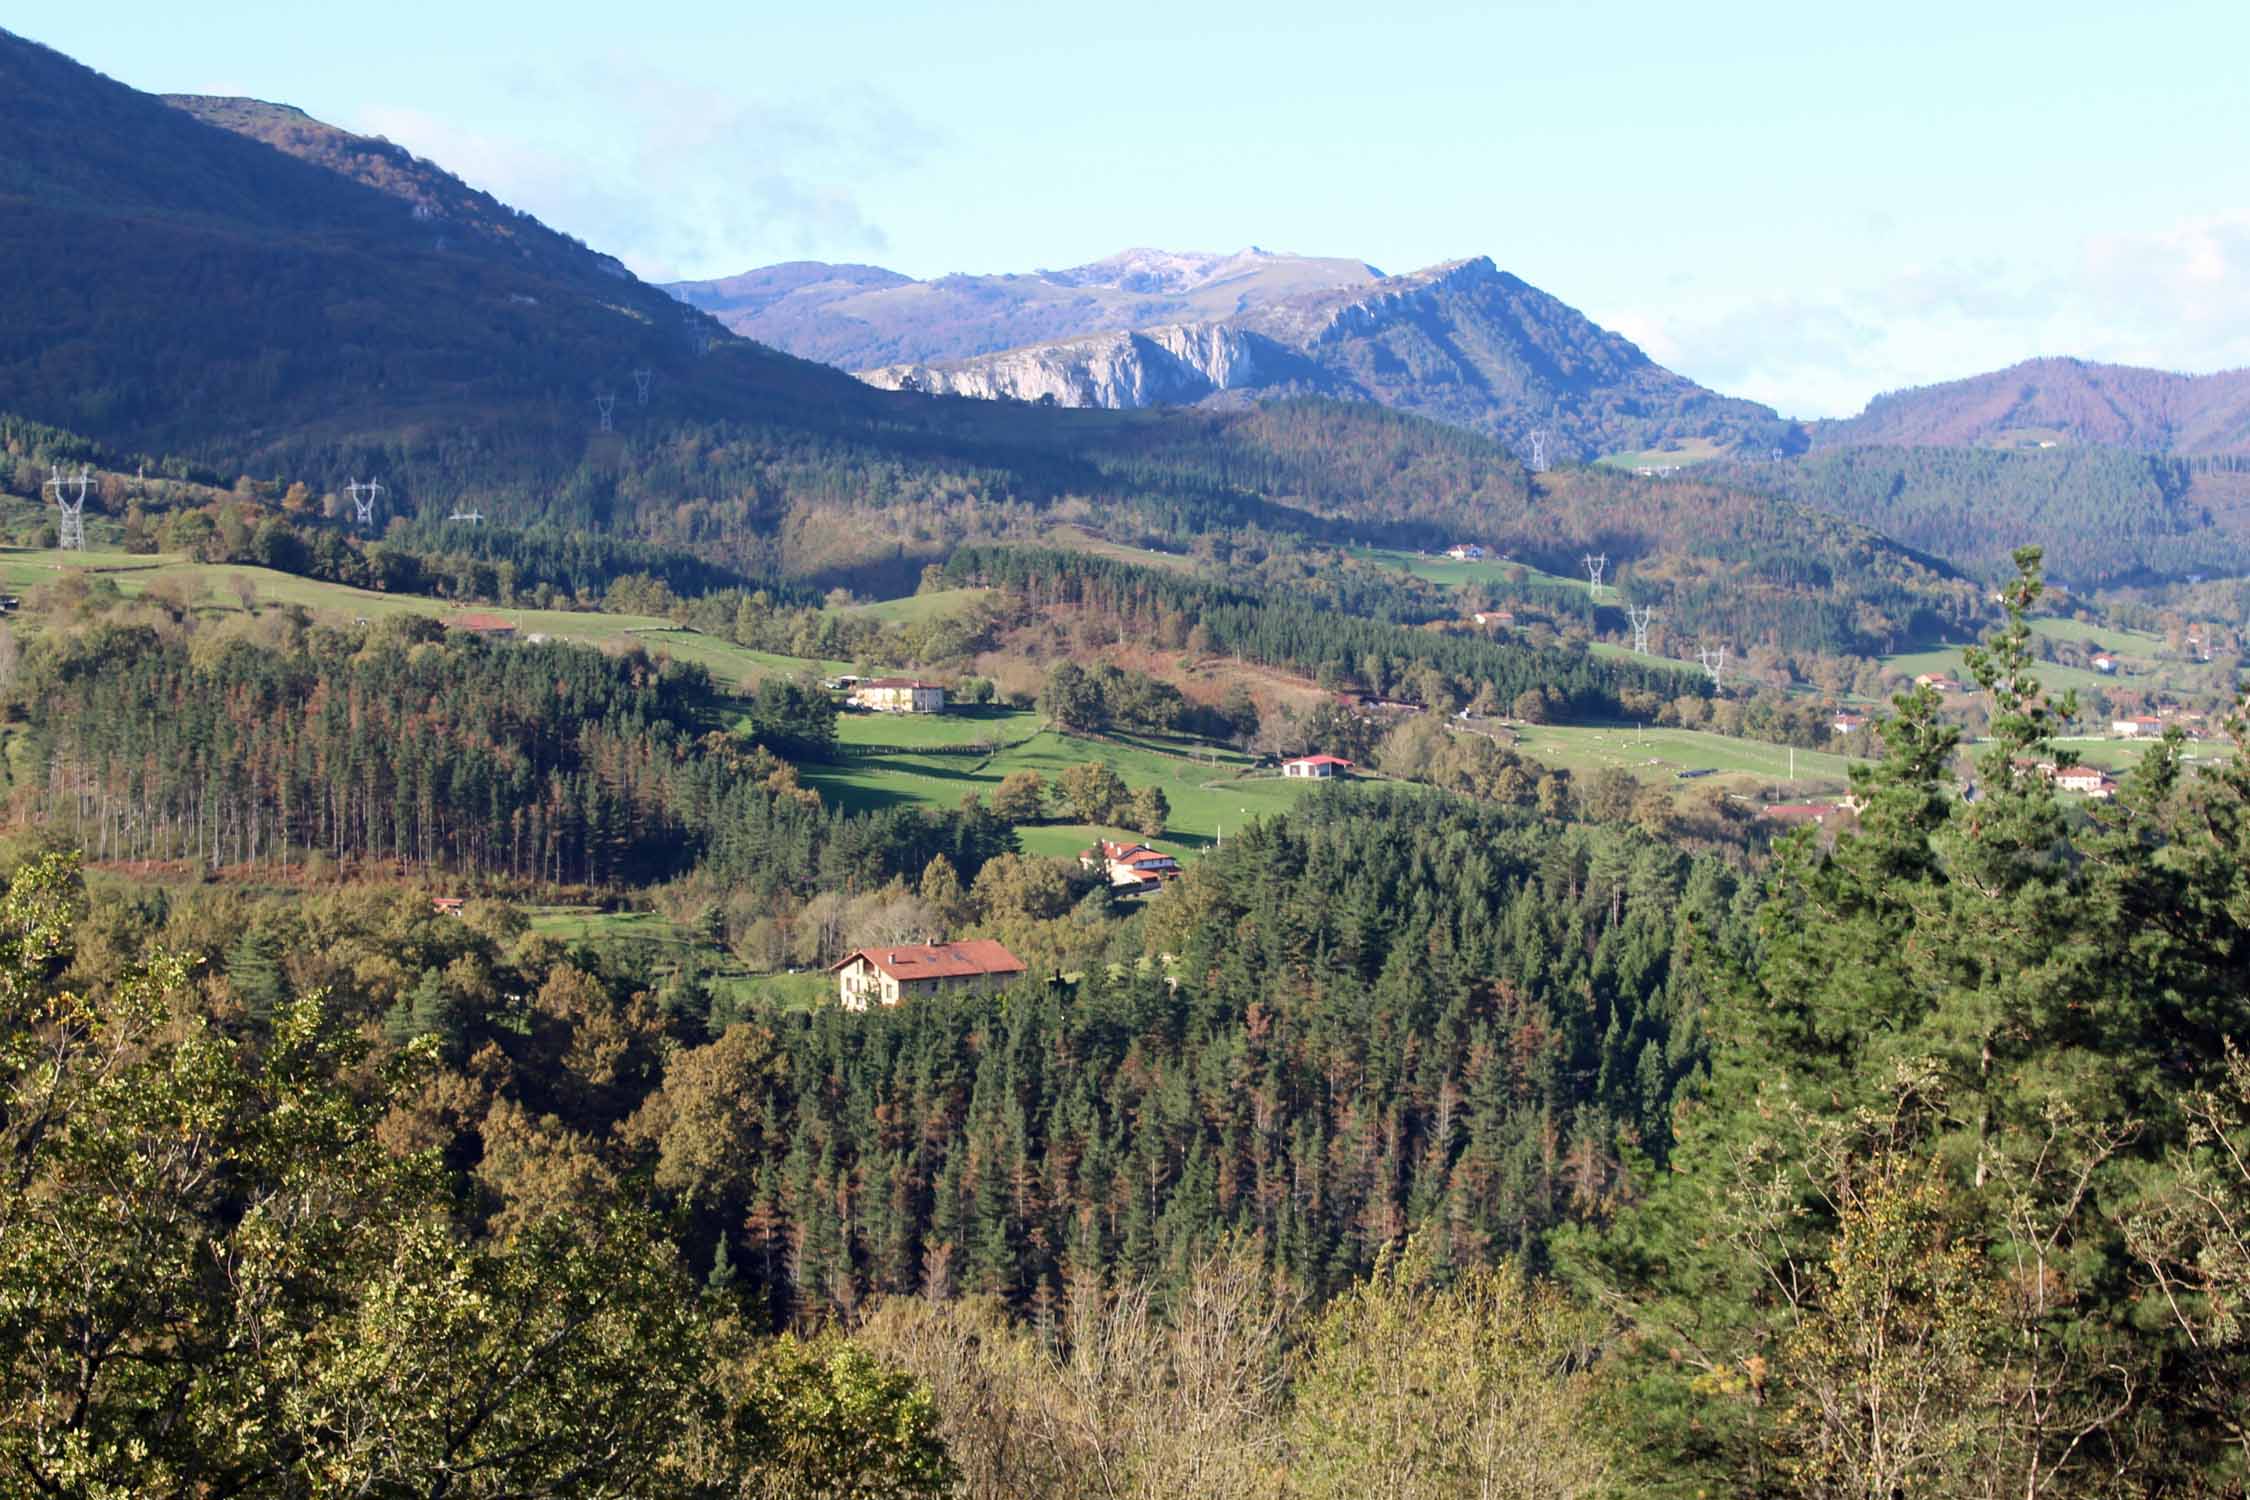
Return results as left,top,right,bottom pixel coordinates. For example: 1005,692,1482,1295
843,587,992,626
523,905,833,1011
1510,722,1862,790
0,547,852,689
2041,735,2235,772
803,727,1320,855
831,704,1046,749
1881,643,2167,700
1039,525,1201,574
1876,614,2209,704
2023,614,2172,658
1347,546,1585,593
1595,436,1730,472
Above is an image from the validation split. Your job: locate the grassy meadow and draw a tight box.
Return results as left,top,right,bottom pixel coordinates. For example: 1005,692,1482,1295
1509,721,1862,794
1346,545,1586,593
0,546,851,688
830,703,1046,749
1593,436,1731,471
802,726,1322,858
843,586,992,626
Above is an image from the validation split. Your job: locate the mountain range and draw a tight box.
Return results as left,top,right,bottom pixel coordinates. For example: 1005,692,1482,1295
670,250,1793,462
678,256,2250,466
666,248,1387,368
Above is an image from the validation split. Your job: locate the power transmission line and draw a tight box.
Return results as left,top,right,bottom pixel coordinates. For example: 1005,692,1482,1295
1627,604,1655,654
631,368,653,405
1582,553,1607,598
594,389,617,433
45,466,91,551
1697,645,1729,686
347,477,385,532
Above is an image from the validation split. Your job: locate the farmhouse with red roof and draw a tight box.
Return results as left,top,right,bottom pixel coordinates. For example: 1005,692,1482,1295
449,612,516,639
1080,839,1183,893
1282,754,1354,780
829,939,1027,1010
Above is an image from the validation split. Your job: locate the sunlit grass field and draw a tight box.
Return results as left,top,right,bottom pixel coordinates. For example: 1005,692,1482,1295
802,727,1320,856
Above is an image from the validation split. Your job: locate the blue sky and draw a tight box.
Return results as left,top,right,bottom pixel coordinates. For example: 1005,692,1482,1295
15,0,2250,416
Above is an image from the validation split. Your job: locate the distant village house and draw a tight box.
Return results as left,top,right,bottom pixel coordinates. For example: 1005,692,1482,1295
1282,754,1354,779
449,612,516,640
1444,543,1486,561
1079,839,1183,894
2050,764,2116,798
1913,672,1962,693
2091,653,2119,674
830,940,1026,1010
2111,715,2166,739
849,678,946,713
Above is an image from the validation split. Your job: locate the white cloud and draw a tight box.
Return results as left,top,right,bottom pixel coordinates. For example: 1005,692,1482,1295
1601,212,2250,419
349,70,936,283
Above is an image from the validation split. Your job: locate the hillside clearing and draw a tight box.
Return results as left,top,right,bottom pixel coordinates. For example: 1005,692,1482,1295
802,727,1321,856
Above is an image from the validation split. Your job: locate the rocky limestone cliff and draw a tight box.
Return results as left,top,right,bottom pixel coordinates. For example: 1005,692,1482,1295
861,322,1335,408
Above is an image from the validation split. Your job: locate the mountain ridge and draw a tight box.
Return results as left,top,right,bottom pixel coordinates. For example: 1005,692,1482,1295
845,252,1791,460
1816,355,2250,456
666,246,1385,370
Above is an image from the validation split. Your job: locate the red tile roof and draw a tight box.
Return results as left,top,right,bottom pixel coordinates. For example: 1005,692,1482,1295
1286,754,1355,768
828,939,1026,982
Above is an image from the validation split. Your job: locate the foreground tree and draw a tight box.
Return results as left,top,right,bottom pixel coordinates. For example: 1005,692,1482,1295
0,851,947,1498
1569,550,2250,1496
1289,1240,1608,1500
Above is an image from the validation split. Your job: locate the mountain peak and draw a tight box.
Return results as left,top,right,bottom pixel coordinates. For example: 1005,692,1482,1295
1036,247,1381,296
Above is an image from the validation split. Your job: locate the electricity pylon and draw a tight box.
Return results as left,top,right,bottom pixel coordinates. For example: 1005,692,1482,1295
45,466,91,551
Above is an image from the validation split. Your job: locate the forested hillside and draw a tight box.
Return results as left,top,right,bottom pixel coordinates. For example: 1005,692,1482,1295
632,790,1737,1317
1712,443,2250,586
13,619,1017,895
1816,356,2250,455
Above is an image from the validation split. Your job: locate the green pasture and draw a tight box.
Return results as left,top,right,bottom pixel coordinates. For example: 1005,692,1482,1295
1039,525,1200,574
0,547,855,688
843,587,992,626
710,970,837,1013
2023,614,2170,659
802,727,1320,855
1347,545,1585,593
831,704,1046,748
1880,642,2163,700
1510,721,1862,790
1594,436,1729,471
2042,735,2234,773
524,905,833,1012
